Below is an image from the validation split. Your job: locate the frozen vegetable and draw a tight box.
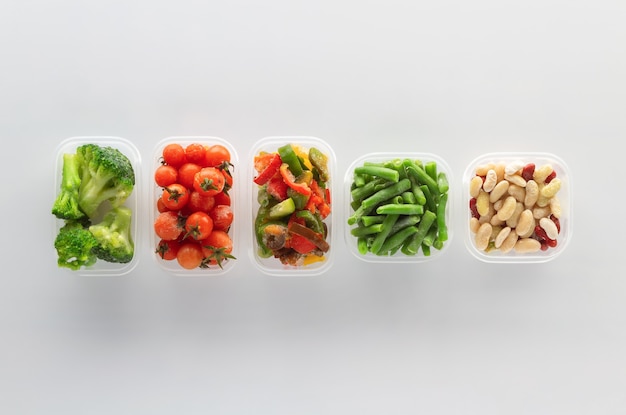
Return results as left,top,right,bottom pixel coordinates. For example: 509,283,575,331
52,144,135,219
89,206,134,264
52,143,137,270
347,158,449,257
253,144,331,266
153,142,236,270
54,220,99,270
468,161,563,253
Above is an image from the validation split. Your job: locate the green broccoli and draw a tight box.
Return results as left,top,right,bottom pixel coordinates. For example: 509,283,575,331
76,144,135,219
51,153,87,220
89,206,134,264
54,220,99,270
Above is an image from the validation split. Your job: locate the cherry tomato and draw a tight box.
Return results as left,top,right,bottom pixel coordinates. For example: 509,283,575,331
213,191,231,206
154,210,183,241
184,211,214,240
221,168,233,191
210,204,233,232
205,144,231,167
162,143,186,168
176,242,204,269
154,164,178,187
185,143,207,166
193,167,225,197
186,191,216,213
161,183,189,210
156,197,169,213
200,230,234,267
178,162,202,190
156,239,181,260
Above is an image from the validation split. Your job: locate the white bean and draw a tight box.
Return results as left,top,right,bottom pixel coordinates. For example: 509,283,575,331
514,238,541,253
550,196,562,219
496,196,517,221
541,178,561,198
476,190,490,216
516,209,534,237
469,176,483,198
500,231,518,253
505,160,524,176
475,222,493,251
524,180,539,208
483,169,497,192
489,180,510,203
533,164,553,184
495,226,512,249
539,217,559,240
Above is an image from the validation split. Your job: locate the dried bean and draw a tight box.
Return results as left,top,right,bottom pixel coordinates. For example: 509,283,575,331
539,217,558,240
475,222,492,251
489,180,510,203
514,238,541,253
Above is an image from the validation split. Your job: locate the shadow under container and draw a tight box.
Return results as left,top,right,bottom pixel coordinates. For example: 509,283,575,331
463,152,572,263
52,136,142,276
248,136,337,276
344,152,453,263
150,136,240,276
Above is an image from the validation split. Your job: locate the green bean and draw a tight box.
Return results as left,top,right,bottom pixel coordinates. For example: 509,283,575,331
354,165,399,183
377,225,419,256
404,160,439,198
350,178,388,202
353,173,366,188
361,178,411,210
437,172,449,194
348,157,449,257
357,237,369,255
350,223,384,237
437,193,448,242
425,160,438,182
401,191,416,204
361,215,385,227
376,204,424,216
370,213,399,255
389,215,421,235
422,226,438,247
420,184,437,213
402,210,437,255
409,178,427,205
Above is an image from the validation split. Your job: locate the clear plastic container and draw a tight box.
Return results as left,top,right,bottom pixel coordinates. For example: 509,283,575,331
150,136,239,276
52,136,142,276
463,152,572,263
344,152,453,263
248,136,336,276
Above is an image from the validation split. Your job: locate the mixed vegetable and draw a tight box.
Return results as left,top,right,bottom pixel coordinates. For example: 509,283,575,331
347,158,449,257
153,142,236,270
52,144,136,269
253,143,332,266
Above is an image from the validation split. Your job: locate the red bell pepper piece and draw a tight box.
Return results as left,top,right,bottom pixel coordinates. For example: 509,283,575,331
266,175,288,201
279,163,311,196
253,153,282,185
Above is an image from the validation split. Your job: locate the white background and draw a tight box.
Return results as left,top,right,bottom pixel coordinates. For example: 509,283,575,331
2,1,625,414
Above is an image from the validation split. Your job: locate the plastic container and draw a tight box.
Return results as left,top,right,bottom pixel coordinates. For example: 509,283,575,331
52,136,142,276
463,152,572,263
150,136,239,276
248,136,336,276
344,152,453,263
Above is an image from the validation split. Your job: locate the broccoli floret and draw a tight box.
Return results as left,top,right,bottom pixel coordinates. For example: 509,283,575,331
52,153,87,220
76,144,135,219
54,220,98,270
89,206,134,264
